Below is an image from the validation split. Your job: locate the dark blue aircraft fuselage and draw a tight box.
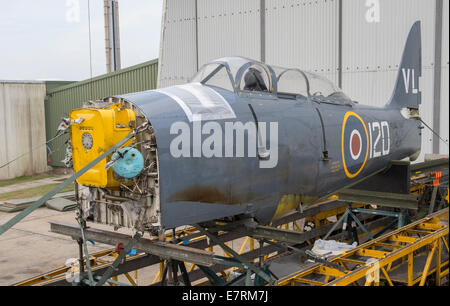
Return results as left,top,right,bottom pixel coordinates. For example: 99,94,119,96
110,22,423,230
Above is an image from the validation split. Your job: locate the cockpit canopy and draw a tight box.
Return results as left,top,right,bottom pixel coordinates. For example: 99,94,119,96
191,56,352,105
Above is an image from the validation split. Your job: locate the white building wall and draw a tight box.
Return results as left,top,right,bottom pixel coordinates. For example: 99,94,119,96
158,0,449,159
440,0,449,155
0,81,48,180
341,0,438,161
158,0,197,87
266,0,340,84
197,0,261,67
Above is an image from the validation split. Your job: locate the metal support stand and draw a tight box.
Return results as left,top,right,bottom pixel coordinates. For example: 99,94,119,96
160,260,169,286
178,261,191,286
197,265,226,286
193,224,273,285
323,204,411,244
157,229,193,286
77,239,84,274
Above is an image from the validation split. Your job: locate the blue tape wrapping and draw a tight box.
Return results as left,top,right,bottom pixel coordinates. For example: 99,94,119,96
127,249,137,255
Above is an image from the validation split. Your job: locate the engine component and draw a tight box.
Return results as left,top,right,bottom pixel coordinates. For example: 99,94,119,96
69,104,136,188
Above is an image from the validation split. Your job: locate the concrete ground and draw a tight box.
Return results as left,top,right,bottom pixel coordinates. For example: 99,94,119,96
0,208,103,285
0,198,262,286
0,206,172,286
0,206,252,286
0,173,158,286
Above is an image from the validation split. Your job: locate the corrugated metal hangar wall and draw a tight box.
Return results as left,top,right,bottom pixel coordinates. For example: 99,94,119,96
158,0,449,161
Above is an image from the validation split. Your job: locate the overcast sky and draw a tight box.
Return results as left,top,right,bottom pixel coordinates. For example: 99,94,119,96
0,0,163,81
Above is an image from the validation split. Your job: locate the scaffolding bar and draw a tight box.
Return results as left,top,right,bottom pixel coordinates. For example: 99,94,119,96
50,222,215,267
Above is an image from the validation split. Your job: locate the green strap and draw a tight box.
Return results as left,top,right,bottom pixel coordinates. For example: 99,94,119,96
0,133,134,236
94,232,142,286
79,221,95,285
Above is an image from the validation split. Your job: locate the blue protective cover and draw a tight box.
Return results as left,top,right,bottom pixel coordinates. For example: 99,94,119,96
112,147,144,179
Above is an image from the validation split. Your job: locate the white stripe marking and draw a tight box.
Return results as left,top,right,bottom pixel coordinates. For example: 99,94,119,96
155,83,236,122
154,88,194,122
178,83,216,108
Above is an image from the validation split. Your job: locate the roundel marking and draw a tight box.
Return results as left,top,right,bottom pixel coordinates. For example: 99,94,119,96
341,112,369,179
350,130,362,160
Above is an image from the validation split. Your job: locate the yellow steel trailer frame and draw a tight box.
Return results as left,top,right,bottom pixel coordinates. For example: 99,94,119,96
13,177,449,287
16,207,448,287
275,208,449,286
13,201,360,286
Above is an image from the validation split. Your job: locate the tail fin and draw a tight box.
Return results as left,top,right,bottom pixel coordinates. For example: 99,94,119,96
386,21,422,110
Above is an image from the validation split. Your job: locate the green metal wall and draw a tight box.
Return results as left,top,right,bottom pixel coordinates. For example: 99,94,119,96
45,58,158,167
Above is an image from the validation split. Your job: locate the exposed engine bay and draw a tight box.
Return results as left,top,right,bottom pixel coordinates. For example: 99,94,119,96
68,98,161,235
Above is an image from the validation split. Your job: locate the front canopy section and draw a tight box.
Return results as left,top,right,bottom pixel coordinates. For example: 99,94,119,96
191,57,277,94
191,56,352,105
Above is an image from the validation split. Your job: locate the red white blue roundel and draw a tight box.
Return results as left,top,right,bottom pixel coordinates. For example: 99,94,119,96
341,112,369,178
349,130,362,160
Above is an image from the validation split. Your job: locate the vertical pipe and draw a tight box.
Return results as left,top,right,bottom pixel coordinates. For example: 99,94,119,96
111,1,117,71
104,0,110,73
113,0,121,70
337,0,343,89
104,0,121,73
195,0,199,72
260,0,266,63
433,0,444,154
78,239,84,274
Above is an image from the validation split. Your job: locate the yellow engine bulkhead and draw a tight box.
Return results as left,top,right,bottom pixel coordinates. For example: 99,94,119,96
70,104,136,188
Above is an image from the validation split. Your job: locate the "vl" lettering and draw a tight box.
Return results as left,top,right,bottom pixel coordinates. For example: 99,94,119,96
402,68,418,94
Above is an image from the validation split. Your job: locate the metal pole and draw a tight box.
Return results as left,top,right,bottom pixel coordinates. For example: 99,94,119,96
193,224,273,284
324,210,349,240
104,0,121,73
78,239,84,274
